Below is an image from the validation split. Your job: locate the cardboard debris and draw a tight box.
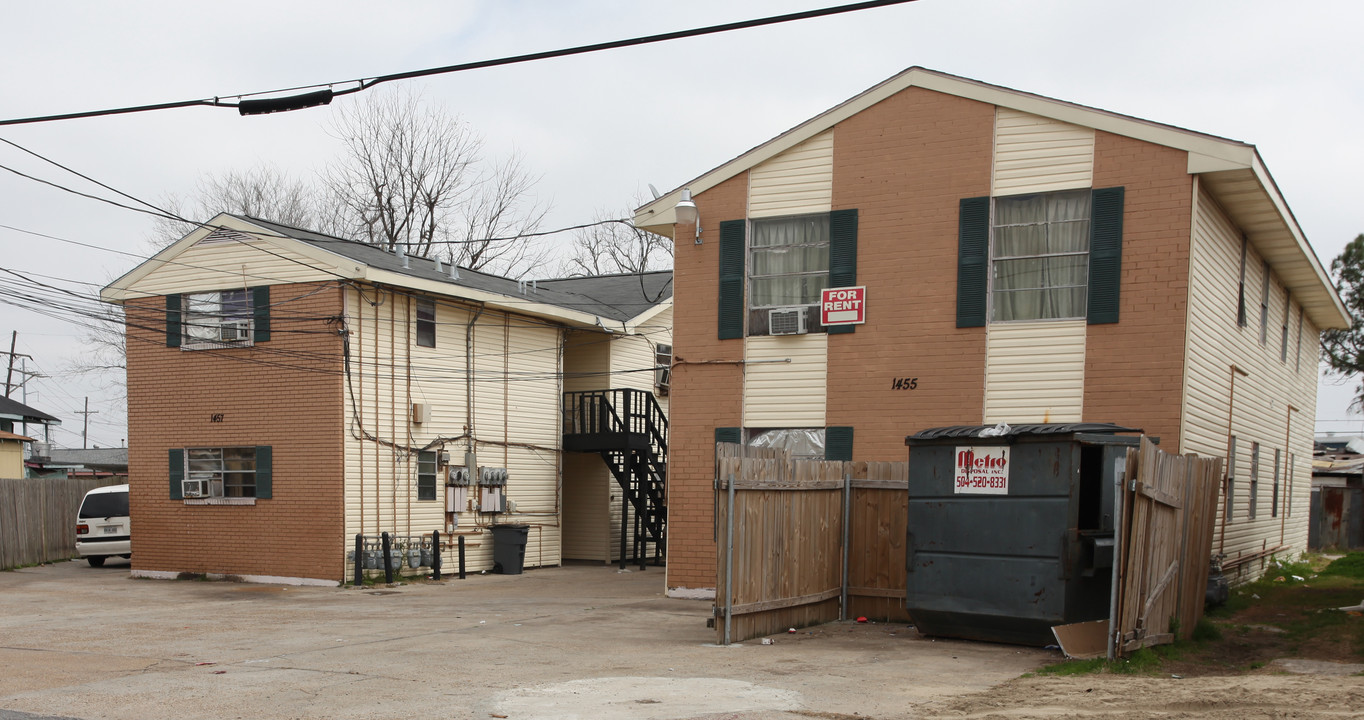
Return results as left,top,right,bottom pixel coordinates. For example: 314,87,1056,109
1051,620,1109,659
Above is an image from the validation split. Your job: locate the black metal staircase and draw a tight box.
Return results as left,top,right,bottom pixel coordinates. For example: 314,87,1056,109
562,389,667,569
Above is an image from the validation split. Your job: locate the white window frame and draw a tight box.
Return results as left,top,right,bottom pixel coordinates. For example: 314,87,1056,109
989,189,1092,323
747,213,830,336
184,447,258,499
416,298,436,348
183,289,253,349
655,343,672,396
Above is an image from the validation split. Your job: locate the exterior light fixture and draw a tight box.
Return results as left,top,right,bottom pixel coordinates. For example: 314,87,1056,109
675,188,701,244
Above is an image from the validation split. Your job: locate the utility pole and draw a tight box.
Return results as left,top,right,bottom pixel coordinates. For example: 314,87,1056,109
76,397,99,450
5,331,16,397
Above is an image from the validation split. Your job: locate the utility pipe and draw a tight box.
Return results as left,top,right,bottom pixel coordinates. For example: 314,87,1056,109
1218,364,1249,554
1281,405,1298,544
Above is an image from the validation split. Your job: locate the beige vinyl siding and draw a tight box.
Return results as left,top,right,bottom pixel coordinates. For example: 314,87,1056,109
742,334,827,427
343,290,565,580
992,108,1095,197
1182,185,1319,578
748,130,834,219
130,237,337,296
561,453,610,561
983,320,1086,424
561,330,611,561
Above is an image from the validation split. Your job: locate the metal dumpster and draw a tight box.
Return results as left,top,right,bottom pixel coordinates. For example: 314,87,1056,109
904,423,1143,646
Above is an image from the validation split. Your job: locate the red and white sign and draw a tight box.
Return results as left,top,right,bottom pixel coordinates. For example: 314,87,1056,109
953,446,1010,495
821,286,866,326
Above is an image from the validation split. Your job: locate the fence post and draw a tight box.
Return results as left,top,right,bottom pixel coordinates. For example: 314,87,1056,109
381,531,393,584
432,530,442,581
841,472,851,621
1107,452,1128,661
724,472,736,646
353,534,363,586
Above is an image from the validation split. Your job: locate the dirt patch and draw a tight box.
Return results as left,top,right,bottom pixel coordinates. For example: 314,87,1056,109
923,674,1364,719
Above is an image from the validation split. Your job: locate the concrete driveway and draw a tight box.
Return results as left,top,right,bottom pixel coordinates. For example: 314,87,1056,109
0,559,1048,720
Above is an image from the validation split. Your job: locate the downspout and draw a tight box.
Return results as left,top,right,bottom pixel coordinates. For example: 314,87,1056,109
1281,405,1297,545
1219,364,1249,554
466,302,486,477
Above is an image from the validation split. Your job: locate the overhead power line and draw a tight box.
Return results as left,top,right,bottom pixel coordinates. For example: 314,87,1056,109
0,0,918,126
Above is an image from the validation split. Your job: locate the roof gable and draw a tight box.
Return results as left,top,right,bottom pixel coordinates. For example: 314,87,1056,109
102,214,673,329
633,66,1347,329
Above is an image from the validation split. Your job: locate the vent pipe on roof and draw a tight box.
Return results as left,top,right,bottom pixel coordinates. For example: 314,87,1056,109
532,279,537,294
450,263,460,281
435,258,444,274
395,242,409,269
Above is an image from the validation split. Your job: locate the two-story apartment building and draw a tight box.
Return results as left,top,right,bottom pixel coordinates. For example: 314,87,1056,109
103,214,672,584
634,67,1350,597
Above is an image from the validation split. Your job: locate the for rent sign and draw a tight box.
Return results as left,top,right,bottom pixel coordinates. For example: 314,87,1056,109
954,446,1010,495
821,286,866,325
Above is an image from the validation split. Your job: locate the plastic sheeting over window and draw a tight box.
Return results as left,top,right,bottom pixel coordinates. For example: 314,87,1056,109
747,427,825,460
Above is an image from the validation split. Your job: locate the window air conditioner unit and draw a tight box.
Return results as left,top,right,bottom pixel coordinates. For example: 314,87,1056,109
182,480,205,498
219,321,251,342
768,306,808,336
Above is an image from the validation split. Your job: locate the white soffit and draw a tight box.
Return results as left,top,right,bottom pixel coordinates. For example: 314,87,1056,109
1200,165,1348,330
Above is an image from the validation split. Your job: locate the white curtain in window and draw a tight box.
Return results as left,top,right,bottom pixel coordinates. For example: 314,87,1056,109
992,191,1091,321
184,292,222,342
750,216,830,307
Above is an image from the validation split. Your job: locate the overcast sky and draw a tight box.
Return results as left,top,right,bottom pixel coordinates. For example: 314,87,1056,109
2,0,1361,449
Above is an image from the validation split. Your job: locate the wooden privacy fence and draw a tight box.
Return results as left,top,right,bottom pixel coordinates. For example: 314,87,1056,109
715,443,908,644
715,437,1221,654
0,476,122,570
1111,438,1222,656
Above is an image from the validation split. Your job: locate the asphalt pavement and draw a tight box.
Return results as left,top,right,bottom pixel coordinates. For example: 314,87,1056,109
0,558,1048,719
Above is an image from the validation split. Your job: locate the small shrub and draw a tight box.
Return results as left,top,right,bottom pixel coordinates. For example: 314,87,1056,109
1191,618,1222,642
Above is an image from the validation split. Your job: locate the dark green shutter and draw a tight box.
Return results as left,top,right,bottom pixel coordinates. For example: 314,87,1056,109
252,286,271,342
169,449,184,499
826,426,854,461
718,220,746,340
255,446,273,499
715,427,742,445
166,294,182,348
1087,187,1125,325
827,209,859,335
957,197,990,328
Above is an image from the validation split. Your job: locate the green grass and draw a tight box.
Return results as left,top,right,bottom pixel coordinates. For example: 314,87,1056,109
1319,552,1364,579
1033,643,1183,676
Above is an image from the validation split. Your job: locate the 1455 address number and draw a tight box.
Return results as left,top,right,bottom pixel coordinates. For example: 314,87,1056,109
891,377,917,390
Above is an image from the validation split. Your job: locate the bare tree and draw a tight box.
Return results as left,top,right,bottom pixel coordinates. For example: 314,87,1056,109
148,165,320,248
324,88,550,276
559,205,673,277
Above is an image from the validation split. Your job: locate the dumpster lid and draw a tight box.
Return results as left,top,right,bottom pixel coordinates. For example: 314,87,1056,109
906,422,1140,444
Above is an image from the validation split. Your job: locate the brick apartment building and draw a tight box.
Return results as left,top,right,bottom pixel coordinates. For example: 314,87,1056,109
633,67,1350,597
103,215,672,584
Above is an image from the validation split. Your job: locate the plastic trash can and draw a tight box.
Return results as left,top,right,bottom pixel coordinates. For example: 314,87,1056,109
491,524,530,575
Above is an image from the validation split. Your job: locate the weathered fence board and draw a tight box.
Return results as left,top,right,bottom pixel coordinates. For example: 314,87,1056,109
715,444,909,643
1,476,122,570
1114,439,1221,654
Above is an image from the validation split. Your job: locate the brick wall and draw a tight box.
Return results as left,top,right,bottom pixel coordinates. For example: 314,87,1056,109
663,88,1199,593
1085,131,1193,447
825,87,995,459
124,282,346,581
666,173,748,591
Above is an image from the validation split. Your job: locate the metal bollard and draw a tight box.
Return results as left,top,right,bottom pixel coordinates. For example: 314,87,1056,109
381,531,393,584
353,534,363,587
432,530,442,581
458,535,467,580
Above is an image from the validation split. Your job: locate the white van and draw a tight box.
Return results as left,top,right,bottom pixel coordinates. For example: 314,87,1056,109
75,484,130,567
